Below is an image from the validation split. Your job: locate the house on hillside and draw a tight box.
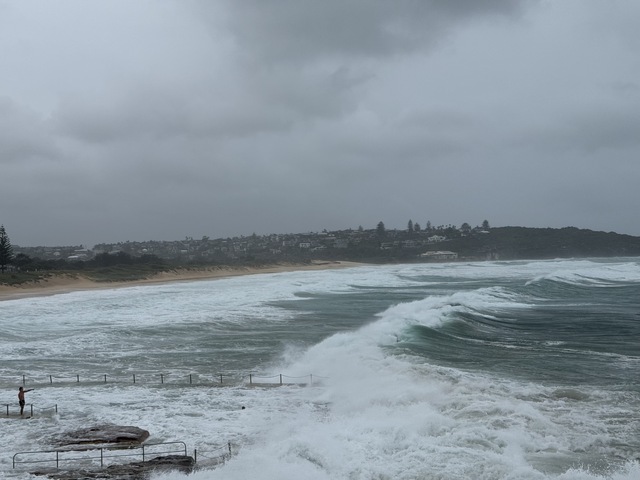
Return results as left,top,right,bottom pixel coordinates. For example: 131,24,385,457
420,251,458,261
427,235,446,243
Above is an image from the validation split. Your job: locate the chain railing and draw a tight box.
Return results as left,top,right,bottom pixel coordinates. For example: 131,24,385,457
0,372,327,389
3,403,58,417
245,373,329,386
12,441,188,470
193,442,234,466
11,441,238,473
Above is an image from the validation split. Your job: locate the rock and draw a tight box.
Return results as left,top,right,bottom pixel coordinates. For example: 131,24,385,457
54,425,150,450
32,455,195,479
32,425,196,479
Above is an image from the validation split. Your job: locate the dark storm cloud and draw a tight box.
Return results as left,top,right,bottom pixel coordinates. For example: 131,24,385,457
2,0,640,247
51,64,367,145
208,0,530,63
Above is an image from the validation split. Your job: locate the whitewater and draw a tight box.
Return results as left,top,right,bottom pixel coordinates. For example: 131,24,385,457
1,258,639,479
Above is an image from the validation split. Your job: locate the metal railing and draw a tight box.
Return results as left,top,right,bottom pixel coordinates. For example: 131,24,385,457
194,442,233,465
12,441,187,470
246,373,324,385
4,373,238,386
1,372,328,388
3,403,58,417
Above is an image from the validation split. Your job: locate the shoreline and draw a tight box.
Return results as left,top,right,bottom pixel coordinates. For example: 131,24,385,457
0,261,365,302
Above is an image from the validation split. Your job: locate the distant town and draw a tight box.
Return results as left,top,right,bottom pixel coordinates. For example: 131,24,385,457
8,220,640,270
12,221,473,266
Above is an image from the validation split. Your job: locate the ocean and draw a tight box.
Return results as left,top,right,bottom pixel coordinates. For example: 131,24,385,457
0,258,639,479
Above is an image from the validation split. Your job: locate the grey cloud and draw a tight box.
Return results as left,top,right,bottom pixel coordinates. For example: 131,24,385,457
51,63,367,145
4,1,640,247
51,91,191,144
573,111,640,152
522,107,640,154
0,97,57,162
605,81,640,96
200,0,530,63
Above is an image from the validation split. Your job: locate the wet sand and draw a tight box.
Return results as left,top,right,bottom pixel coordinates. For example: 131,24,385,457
0,261,364,302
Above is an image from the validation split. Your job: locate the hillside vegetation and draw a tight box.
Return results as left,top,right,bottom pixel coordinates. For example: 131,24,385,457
3,226,640,287
442,227,640,260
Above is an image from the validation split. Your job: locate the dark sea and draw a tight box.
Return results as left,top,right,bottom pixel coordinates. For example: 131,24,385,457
1,258,639,479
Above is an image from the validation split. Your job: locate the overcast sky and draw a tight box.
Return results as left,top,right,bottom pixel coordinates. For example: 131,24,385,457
2,0,639,247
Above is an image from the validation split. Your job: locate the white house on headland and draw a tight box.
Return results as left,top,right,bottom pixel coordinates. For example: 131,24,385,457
420,251,458,260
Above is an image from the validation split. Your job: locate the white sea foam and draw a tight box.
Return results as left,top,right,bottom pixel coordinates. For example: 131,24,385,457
525,260,640,287
1,260,639,479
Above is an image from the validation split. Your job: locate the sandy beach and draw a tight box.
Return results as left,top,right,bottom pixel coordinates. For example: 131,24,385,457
0,261,364,302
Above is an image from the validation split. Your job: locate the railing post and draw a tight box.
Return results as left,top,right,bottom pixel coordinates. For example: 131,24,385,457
49,375,53,384
189,374,192,385
279,374,283,385
55,404,58,413
228,441,232,455
77,374,80,383
104,374,107,383
22,375,25,386
161,374,164,384
30,404,33,417
100,448,104,467
133,374,136,384
142,444,145,462
249,374,253,385
6,404,9,416
56,451,59,470
220,374,223,384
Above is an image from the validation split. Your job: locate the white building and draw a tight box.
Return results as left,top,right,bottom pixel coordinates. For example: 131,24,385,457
420,251,458,260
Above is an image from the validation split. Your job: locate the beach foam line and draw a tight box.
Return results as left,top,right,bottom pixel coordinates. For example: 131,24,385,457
0,261,364,302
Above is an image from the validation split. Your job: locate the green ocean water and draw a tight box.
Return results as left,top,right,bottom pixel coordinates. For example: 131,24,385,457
1,258,639,479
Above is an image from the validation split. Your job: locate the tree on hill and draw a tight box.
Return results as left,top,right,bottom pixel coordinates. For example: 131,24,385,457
0,225,14,273
91,251,134,267
12,253,34,270
376,221,386,236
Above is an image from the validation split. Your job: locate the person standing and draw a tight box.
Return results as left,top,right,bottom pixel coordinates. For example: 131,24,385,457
18,386,33,416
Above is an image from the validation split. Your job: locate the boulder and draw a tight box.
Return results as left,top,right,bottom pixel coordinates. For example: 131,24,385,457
54,425,150,450
33,425,196,479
